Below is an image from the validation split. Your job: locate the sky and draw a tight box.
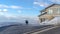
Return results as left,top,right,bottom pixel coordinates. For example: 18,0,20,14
0,0,59,17
0,0,59,22
0,0,39,17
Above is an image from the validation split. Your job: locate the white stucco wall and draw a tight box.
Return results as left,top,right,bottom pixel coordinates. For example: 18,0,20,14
39,16,60,25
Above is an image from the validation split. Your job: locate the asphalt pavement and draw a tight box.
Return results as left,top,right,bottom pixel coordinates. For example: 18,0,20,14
0,24,54,34
28,26,60,34
38,26,60,34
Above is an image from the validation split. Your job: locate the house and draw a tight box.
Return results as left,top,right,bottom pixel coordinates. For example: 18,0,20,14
38,4,60,23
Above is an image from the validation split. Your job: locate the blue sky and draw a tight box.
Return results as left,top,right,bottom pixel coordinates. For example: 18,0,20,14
0,0,38,17
0,0,59,17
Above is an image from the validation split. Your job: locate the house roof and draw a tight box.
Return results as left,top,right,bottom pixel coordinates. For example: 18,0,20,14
38,4,60,17
40,4,60,12
38,12,47,17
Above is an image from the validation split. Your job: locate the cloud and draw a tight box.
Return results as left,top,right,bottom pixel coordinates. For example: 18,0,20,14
34,2,39,5
33,2,49,7
10,5,22,9
18,10,21,13
0,9,2,12
0,9,8,12
39,2,49,7
33,0,60,7
0,12,4,15
0,4,9,8
0,4,23,9
5,14,17,19
34,0,60,7
0,12,17,20
0,9,8,16
49,0,60,3
3,9,8,12
0,4,33,10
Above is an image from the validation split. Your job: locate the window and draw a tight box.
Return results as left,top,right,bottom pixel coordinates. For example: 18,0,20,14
48,9,53,14
58,8,60,14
